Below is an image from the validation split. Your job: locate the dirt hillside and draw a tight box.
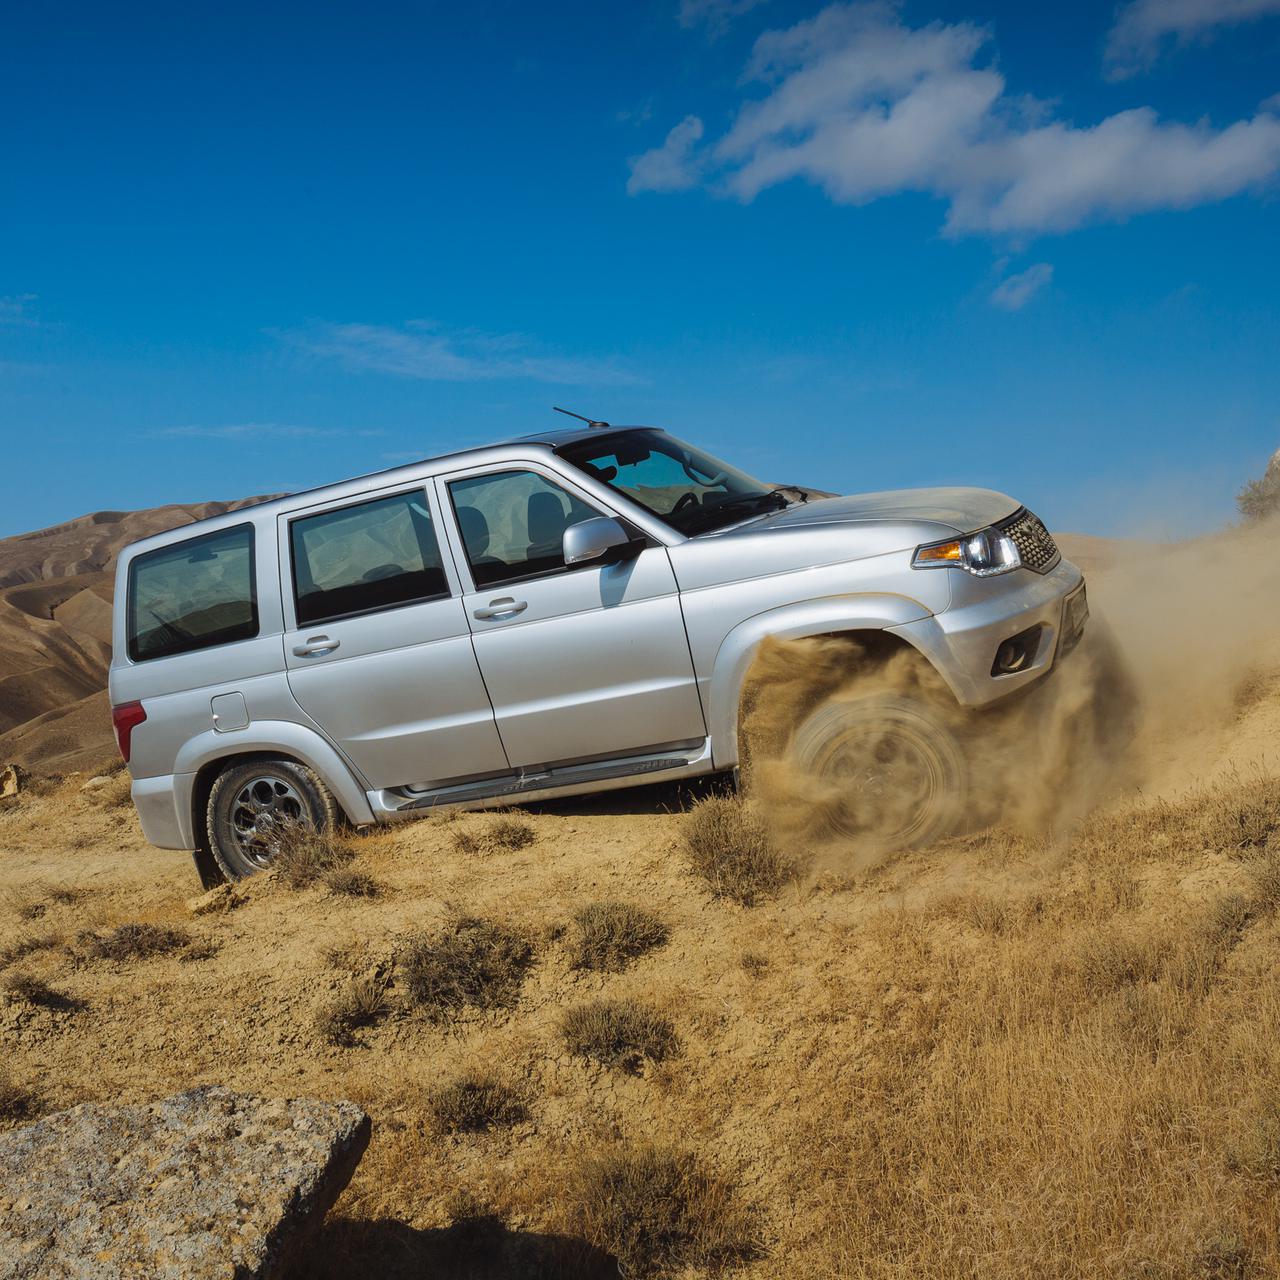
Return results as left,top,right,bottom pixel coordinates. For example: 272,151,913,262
1,516,1279,1278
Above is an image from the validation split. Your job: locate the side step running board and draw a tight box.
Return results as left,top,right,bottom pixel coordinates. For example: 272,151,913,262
388,744,707,813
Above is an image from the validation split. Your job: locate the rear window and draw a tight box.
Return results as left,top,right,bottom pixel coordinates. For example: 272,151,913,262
290,490,448,626
128,524,258,662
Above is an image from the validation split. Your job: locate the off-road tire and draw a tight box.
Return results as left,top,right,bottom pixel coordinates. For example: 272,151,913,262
206,758,338,882
790,693,968,852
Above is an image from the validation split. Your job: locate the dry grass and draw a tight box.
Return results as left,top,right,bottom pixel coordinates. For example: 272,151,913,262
560,998,680,1072
271,823,356,888
82,771,134,809
1201,774,1280,855
0,1073,40,1124
315,975,388,1046
323,866,381,898
0,929,61,969
567,900,668,972
2,971,74,1008
401,917,533,1021
177,937,222,963
568,1144,757,1278
79,922,191,962
681,794,793,905
4,882,79,922
450,813,536,855
426,1073,528,1134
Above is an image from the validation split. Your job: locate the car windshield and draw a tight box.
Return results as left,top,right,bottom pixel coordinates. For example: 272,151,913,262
557,429,785,535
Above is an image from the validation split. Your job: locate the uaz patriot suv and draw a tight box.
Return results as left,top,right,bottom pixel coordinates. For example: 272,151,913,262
109,423,1087,882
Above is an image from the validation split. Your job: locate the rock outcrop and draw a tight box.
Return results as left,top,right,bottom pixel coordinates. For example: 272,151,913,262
0,1086,370,1279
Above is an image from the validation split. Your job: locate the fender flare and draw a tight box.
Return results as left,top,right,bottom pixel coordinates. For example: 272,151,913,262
706,593,935,769
171,720,375,847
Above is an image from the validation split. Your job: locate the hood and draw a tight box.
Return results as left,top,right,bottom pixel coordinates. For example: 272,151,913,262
749,486,1021,536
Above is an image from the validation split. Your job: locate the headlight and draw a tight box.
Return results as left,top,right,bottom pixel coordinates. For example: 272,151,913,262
912,526,1021,576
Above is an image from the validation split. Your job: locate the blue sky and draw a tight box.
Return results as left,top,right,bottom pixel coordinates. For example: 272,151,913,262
2,0,1278,538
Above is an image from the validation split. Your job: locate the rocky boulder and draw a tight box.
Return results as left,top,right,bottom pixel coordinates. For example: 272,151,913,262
0,1086,370,1279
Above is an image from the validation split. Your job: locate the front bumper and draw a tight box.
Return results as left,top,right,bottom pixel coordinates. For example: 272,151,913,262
888,557,1086,707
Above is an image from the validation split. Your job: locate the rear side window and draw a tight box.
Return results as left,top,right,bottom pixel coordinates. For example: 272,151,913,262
128,524,258,662
290,490,448,626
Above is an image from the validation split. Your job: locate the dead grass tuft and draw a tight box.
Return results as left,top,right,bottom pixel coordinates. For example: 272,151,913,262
401,917,533,1021
2,971,74,1008
0,930,61,969
177,937,222,963
426,1072,528,1134
567,901,668,972
569,1144,757,1278
681,794,793,905
323,866,381,898
314,975,388,1046
1201,776,1280,855
271,823,356,889
5,882,79,923
1191,1232,1252,1280
560,998,680,1072
80,922,191,962
0,1073,41,1124
450,813,536,855
740,950,769,978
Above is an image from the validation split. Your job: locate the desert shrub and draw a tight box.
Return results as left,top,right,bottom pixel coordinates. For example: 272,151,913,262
567,901,668,972
0,930,60,969
569,1144,757,1278
323,866,381,898
681,795,792,906
1238,458,1280,522
271,823,356,889
401,917,533,1020
81,922,190,962
450,813,536,855
1075,928,1167,994
315,975,387,1046
2,971,72,1008
1201,777,1280,856
427,1073,528,1133
0,1073,40,1124
561,998,679,1072
178,937,222,963
740,950,769,978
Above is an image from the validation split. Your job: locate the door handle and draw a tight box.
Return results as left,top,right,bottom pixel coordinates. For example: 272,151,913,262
293,636,341,656
473,597,528,621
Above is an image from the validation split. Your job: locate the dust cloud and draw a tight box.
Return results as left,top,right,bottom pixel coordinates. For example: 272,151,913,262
740,514,1280,861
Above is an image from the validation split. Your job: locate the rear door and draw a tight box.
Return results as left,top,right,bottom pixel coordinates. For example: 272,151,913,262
436,463,706,769
278,482,509,790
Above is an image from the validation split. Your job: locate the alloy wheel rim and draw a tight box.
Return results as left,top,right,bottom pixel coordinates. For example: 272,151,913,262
228,775,307,867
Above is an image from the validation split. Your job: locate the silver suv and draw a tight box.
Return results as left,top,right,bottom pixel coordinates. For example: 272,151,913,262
109,423,1087,882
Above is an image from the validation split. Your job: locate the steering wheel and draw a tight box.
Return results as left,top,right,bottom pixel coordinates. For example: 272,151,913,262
681,459,727,487
673,491,701,514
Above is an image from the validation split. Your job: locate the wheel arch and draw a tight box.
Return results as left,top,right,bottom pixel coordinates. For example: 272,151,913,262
174,721,375,851
705,595,955,770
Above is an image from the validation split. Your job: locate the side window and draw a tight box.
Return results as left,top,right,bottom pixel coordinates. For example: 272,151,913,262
448,470,602,589
128,524,258,662
290,490,448,626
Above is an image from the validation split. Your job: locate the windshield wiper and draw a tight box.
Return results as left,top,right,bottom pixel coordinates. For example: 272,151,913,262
680,491,786,532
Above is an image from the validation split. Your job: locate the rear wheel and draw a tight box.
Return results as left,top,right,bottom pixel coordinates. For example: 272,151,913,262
789,693,968,851
206,758,338,881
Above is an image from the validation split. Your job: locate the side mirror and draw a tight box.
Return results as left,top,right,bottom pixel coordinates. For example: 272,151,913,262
563,516,640,566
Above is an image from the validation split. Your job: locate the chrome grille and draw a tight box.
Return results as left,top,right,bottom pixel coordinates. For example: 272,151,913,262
999,508,1060,574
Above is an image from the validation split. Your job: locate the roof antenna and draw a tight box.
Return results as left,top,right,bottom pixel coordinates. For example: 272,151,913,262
553,406,611,430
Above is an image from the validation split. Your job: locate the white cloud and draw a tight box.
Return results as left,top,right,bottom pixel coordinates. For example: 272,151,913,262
157,424,385,440
282,321,643,387
629,2,1280,236
990,262,1053,310
627,116,707,194
1106,0,1280,77
678,0,768,36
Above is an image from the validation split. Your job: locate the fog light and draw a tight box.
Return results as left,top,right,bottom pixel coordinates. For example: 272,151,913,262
992,625,1043,676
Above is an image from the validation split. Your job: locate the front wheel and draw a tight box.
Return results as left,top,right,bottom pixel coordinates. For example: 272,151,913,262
206,758,338,881
789,693,968,852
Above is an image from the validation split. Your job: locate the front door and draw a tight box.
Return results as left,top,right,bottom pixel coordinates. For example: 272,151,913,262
438,465,706,769
279,483,509,790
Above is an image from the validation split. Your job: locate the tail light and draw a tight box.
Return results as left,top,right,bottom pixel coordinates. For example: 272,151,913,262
111,701,147,763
